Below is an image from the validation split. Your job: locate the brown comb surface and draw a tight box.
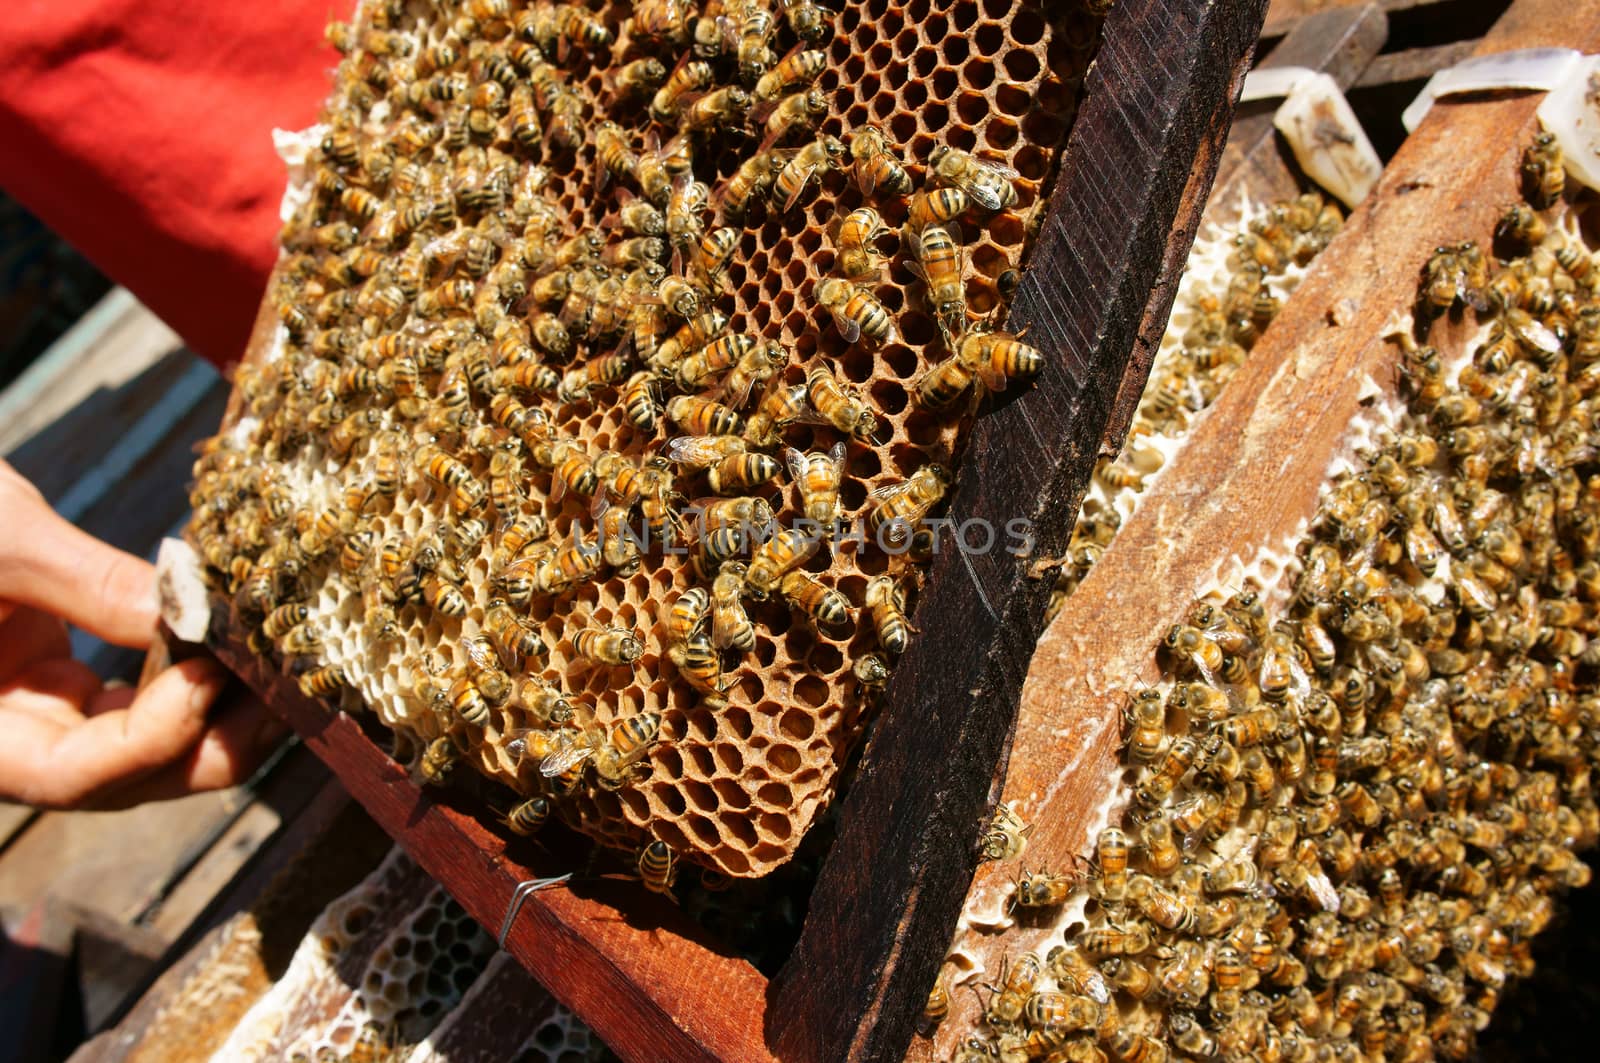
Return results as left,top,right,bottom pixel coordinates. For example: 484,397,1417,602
188,0,1106,877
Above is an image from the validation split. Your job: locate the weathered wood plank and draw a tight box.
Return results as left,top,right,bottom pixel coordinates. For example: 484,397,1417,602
209,632,778,1063
0,789,246,932
139,744,329,943
933,0,1600,1050
1354,39,1479,88
77,783,390,1063
767,1,1268,1060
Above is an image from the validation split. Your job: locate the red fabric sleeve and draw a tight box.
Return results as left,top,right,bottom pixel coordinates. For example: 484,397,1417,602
0,0,339,368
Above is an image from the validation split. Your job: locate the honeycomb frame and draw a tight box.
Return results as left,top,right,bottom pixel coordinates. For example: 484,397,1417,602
187,0,1110,878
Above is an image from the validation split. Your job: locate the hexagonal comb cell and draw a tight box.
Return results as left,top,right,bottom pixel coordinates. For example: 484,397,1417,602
185,0,1107,877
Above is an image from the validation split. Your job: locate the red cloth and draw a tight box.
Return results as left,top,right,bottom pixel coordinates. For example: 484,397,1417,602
0,0,337,367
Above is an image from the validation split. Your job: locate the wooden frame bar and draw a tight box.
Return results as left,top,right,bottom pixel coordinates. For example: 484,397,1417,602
931,0,1600,1047
767,1,1268,1059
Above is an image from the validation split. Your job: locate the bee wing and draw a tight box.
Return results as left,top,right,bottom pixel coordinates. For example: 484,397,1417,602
781,160,822,213
783,446,810,484
975,156,1021,180
853,154,880,197
589,484,618,521
715,368,759,410
540,740,594,777
869,478,916,502
827,303,863,344
665,434,716,467
827,440,847,473
711,600,748,650
964,181,1006,213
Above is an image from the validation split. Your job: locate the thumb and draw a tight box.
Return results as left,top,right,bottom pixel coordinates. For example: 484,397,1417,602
0,474,158,649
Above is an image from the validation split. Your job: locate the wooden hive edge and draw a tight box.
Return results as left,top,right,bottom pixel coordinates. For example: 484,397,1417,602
937,0,1600,1044
767,0,1270,1060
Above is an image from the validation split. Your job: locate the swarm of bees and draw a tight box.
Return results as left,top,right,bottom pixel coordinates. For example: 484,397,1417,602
186,0,1106,879
929,136,1600,1062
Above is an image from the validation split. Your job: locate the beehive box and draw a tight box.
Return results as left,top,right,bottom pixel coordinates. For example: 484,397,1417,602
181,0,1267,1058
192,0,1108,881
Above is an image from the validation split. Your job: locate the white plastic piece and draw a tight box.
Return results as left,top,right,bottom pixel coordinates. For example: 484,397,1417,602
1401,47,1582,133
1538,53,1600,194
1273,73,1383,209
156,537,212,643
1239,64,1316,103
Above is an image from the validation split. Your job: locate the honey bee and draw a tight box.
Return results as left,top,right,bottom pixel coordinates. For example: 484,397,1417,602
638,840,679,899
985,952,1043,1026
779,570,849,629
416,445,488,512
262,601,312,640
923,976,949,1029
868,464,951,545
747,526,819,598
815,278,896,344
764,88,828,140
1135,734,1198,808
675,628,727,694
422,572,469,617
709,451,781,493
483,600,546,667
1121,688,1167,763
716,149,785,223
711,562,757,652
786,442,847,526
1137,815,1181,878
928,145,1020,212
297,664,346,700
1522,131,1564,208
517,677,574,725
595,120,640,187
573,624,644,666
688,226,739,292
277,619,322,655
504,796,551,837
666,586,712,662
616,371,663,433
864,574,911,655
630,0,692,46
834,206,888,281
637,134,695,206
754,47,826,105
909,223,968,342
418,735,460,785
742,382,808,448
907,187,970,232
651,61,714,122
850,124,913,197
684,85,753,135
772,135,847,211
665,432,751,471
590,711,663,788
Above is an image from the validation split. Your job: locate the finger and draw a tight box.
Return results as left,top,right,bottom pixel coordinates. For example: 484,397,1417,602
0,606,73,681
0,657,103,727
86,696,291,809
0,481,158,649
0,658,225,809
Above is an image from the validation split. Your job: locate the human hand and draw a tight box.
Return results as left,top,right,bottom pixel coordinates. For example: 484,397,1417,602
0,460,287,809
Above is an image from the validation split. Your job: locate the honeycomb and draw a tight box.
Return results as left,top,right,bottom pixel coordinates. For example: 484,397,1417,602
926,142,1600,1061
213,846,498,1062
1049,189,1342,614
185,0,1109,876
